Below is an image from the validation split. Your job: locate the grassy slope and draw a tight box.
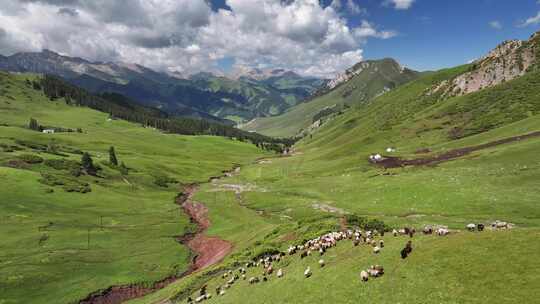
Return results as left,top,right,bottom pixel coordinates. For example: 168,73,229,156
0,72,269,304
242,59,420,137
134,64,540,303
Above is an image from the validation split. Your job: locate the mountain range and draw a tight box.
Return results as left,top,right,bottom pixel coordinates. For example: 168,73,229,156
241,57,421,137
0,50,324,124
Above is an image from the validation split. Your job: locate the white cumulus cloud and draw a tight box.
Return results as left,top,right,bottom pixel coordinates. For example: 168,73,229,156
384,0,415,10
0,0,397,78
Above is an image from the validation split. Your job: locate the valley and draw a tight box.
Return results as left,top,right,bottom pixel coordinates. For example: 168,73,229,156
1,3,540,303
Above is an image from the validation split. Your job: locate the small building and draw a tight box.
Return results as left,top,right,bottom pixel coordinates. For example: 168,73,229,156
42,129,55,134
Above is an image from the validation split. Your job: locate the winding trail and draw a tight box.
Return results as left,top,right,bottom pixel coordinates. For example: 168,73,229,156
79,176,233,304
377,131,540,169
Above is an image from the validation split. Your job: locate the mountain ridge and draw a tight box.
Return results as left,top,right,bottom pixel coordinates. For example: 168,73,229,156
0,50,324,123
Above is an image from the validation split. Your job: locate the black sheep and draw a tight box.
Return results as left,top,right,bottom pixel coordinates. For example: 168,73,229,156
401,241,413,259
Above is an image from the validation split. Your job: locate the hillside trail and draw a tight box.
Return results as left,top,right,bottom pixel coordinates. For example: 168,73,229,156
377,131,540,168
79,173,234,304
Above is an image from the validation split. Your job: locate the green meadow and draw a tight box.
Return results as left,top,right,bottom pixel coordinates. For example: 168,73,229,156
2,56,540,304
131,64,540,303
0,72,268,304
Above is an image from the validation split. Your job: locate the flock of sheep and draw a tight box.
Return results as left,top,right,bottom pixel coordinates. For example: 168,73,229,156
186,220,513,303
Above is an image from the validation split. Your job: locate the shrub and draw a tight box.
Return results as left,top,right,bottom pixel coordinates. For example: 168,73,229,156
154,175,178,188
18,154,44,164
38,173,65,186
44,159,80,170
63,183,91,193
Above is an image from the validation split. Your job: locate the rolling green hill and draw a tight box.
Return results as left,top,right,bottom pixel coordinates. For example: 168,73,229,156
241,58,420,137
130,35,540,304
0,72,269,304
3,33,540,304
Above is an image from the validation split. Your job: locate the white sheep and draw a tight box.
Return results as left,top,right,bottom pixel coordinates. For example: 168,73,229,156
436,228,449,236
277,268,283,278
304,267,312,278
466,223,476,231
392,229,398,237
360,270,369,282
318,259,325,267
373,246,381,254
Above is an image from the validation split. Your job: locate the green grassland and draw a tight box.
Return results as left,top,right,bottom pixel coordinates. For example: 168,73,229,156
2,52,540,304
131,62,540,303
0,72,269,304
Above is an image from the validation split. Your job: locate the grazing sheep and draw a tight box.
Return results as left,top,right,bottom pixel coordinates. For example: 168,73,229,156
466,223,476,231
265,265,273,275
199,286,207,296
436,228,449,236
477,223,485,231
373,246,381,254
423,225,433,235
262,275,268,282
400,240,413,259
353,239,360,246
205,294,212,300
249,277,260,284
241,274,246,280
304,267,312,278
277,268,283,278
360,270,369,282
392,229,398,237
379,240,384,248
319,259,325,267
300,251,308,259
219,290,226,296
195,295,206,303
222,272,228,279
367,265,384,277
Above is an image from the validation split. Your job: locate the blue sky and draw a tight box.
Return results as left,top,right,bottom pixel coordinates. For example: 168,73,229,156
347,0,540,71
1,0,540,76
212,0,540,72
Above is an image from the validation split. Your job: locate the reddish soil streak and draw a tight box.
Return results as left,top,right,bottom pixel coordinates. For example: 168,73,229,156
180,185,232,271
377,131,540,169
79,181,232,304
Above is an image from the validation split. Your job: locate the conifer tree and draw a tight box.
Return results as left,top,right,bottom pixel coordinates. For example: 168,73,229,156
109,146,118,166
29,118,40,131
81,152,95,174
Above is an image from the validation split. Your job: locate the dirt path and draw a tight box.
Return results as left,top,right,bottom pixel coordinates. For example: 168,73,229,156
377,131,540,169
79,179,233,304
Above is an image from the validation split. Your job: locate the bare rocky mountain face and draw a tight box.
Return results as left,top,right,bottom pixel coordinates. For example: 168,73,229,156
428,32,539,99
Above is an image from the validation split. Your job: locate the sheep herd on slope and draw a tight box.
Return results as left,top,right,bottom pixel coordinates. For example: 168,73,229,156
187,220,513,303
